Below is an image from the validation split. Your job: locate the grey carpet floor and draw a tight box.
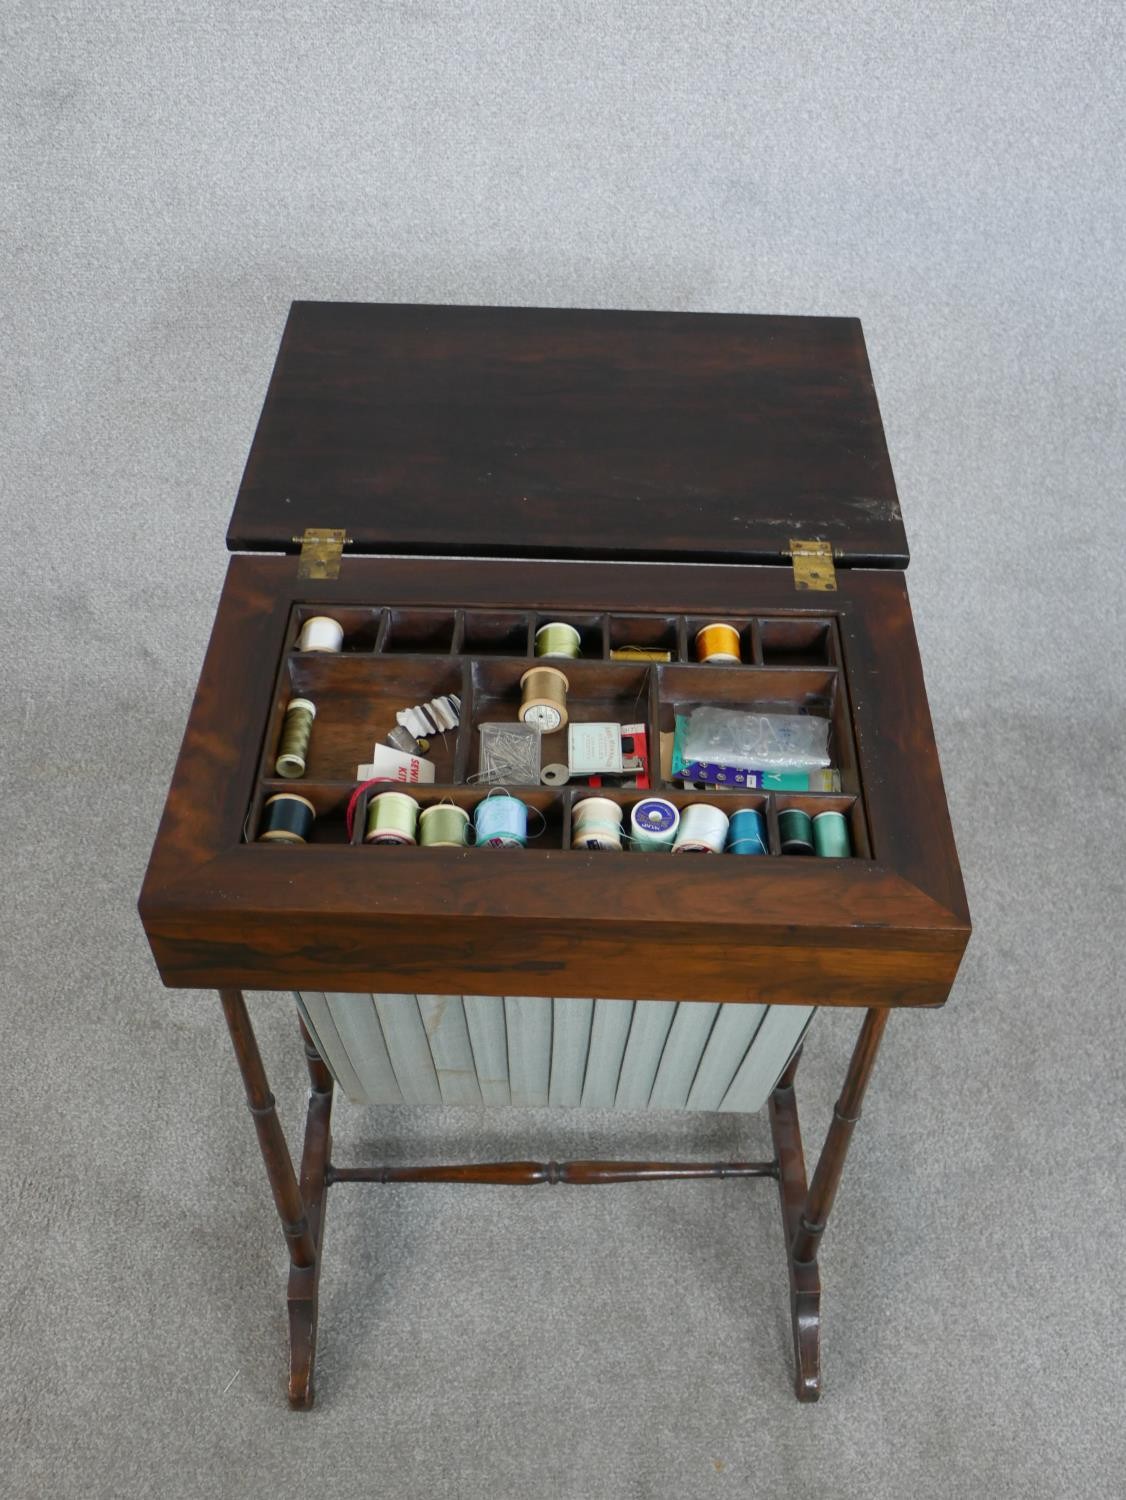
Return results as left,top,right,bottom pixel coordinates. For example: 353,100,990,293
2,5,1124,1497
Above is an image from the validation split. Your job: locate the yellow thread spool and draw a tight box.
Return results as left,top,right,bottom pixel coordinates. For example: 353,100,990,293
275,697,317,778
534,621,582,658
518,666,570,732
609,646,673,662
418,803,470,848
694,623,742,664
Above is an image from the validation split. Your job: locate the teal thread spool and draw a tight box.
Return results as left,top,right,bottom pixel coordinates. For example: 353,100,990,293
474,794,529,848
364,790,420,845
727,806,768,855
812,809,852,858
778,807,814,855
418,803,471,848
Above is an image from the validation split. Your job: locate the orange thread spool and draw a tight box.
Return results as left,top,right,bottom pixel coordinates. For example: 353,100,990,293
694,622,742,663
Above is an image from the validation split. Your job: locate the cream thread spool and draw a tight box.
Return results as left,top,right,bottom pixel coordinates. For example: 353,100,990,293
418,803,471,848
275,698,316,778
518,666,570,732
297,616,345,652
672,802,730,853
534,621,582,659
364,790,420,845
571,796,624,851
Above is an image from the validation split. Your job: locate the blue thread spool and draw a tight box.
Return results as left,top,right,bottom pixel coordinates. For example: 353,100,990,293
474,794,529,848
727,807,768,855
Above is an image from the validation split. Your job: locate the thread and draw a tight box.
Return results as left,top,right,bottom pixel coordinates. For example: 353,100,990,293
812,809,852,858
519,666,570,732
474,793,530,847
629,797,680,851
364,790,420,845
275,698,316,778
534,621,582,658
297,616,344,653
258,792,316,844
610,646,673,662
418,803,471,848
694,622,742,664
571,796,624,851
778,807,814,855
727,807,769,855
672,802,730,853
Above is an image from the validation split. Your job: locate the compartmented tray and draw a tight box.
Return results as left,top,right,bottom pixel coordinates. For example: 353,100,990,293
140,553,969,1007
248,603,864,857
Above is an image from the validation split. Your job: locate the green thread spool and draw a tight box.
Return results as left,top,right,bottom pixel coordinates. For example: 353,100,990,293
364,790,419,845
812,809,851,858
418,803,470,848
275,698,316,778
534,621,582,659
778,806,814,855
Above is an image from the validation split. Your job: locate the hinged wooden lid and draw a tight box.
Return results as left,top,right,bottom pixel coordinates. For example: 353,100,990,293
227,301,907,567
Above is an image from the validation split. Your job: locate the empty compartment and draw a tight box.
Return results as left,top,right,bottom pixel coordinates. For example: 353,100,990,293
462,610,533,656
380,609,457,654
758,617,836,666
684,616,755,665
607,614,681,661
291,606,383,653
278,654,467,782
533,613,606,659
469,659,653,787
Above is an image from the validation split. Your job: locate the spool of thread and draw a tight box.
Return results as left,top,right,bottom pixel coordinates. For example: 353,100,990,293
610,646,673,662
297,616,344,653
694,622,742,664
778,807,814,855
727,807,769,855
629,797,680,851
275,698,316,778
474,794,530,848
418,803,471,848
258,792,316,844
518,666,570,732
572,797,624,851
364,790,420,845
672,802,730,853
812,809,852,858
534,622,582,659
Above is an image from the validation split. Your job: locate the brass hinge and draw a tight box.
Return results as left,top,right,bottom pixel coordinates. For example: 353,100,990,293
293,528,349,580
789,538,837,592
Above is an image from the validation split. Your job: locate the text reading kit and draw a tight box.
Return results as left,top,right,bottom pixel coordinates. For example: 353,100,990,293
139,302,970,1409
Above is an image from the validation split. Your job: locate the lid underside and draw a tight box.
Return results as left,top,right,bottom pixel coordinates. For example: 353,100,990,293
227,301,907,567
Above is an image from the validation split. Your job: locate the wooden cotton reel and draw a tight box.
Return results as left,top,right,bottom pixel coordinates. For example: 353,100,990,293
518,666,569,732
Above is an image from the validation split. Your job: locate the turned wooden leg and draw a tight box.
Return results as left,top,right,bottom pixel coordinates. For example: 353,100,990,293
791,1008,888,1268
288,1016,333,1409
220,991,333,1408
769,1046,822,1400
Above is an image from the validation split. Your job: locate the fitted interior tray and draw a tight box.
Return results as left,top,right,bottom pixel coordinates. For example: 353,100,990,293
139,554,969,1006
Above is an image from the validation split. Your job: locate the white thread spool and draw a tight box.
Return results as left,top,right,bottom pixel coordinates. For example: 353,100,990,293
297,616,345,653
571,796,624,851
672,802,730,853
629,797,680,851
